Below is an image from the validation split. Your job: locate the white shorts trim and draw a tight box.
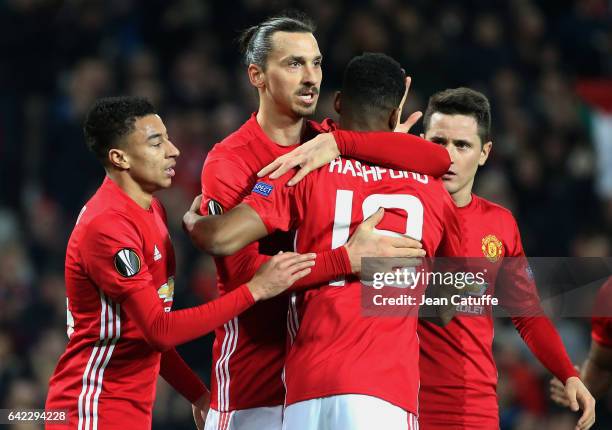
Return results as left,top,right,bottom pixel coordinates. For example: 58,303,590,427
282,394,418,430
204,405,282,430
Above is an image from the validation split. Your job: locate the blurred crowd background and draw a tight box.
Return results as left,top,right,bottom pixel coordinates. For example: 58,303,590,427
0,0,611,428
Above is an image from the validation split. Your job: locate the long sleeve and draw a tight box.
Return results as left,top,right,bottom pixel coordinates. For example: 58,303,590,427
333,130,451,177
123,284,255,352
512,316,579,383
289,246,352,291
237,247,352,293
159,348,208,404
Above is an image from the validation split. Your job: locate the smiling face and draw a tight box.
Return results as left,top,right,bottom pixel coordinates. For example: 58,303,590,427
252,31,322,118
110,114,180,193
424,112,492,201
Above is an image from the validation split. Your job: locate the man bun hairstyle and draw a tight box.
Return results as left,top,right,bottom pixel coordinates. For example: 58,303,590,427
238,11,316,69
423,87,492,143
84,96,156,165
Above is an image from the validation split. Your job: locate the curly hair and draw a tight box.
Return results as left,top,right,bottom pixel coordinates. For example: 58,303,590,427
83,96,156,165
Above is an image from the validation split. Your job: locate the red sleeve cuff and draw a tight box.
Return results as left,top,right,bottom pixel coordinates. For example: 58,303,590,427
558,362,580,382
337,246,353,275
237,283,256,305
332,130,353,157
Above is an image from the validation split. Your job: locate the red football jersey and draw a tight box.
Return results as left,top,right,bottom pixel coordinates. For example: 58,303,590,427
592,277,612,348
200,114,328,411
46,177,176,429
417,194,542,429
243,156,463,415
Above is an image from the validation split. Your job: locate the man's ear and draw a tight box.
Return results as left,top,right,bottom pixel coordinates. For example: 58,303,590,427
479,141,493,166
247,64,265,88
109,148,130,170
334,91,341,114
389,107,401,131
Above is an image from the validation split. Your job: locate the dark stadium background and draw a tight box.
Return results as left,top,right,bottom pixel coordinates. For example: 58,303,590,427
0,0,610,428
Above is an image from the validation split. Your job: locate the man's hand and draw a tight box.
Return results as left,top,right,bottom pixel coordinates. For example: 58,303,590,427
550,375,596,430
247,252,316,301
256,76,422,185
192,392,210,430
344,208,425,274
257,133,339,186
394,76,423,134
550,367,577,408
183,194,203,234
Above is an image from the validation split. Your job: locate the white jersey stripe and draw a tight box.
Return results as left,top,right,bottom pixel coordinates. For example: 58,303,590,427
290,294,299,336
77,292,120,430
223,318,239,415
89,298,114,430
214,317,239,423
215,323,230,418
286,305,296,344
287,230,300,344
92,302,121,429
77,342,100,430
84,294,114,430
78,290,108,430
216,317,236,420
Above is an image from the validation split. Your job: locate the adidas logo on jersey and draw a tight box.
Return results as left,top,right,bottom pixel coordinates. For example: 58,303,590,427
153,245,162,261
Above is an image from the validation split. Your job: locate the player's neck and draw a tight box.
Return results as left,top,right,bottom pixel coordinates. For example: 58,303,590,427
107,171,153,210
256,104,305,146
452,181,474,208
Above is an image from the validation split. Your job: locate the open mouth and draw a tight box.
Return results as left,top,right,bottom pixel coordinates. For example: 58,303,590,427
297,90,318,105
165,166,176,177
442,171,456,180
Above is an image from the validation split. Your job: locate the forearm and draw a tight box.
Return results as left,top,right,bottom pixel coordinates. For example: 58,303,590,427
581,341,612,398
218,245,351,294
184,211,233,254
160,348,209,404
581,357,612,399
512,316,579,382
124,284,255,351
333,130,451,176
184,206,266,256
289,247,353,291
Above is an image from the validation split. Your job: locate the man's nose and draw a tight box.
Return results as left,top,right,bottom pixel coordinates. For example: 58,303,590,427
302,64,317,85
167,140,180,158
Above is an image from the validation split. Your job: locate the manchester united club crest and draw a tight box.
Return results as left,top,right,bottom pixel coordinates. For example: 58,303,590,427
481,234,503,262
158,276,175,312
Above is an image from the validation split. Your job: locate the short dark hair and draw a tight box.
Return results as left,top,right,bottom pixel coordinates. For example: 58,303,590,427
238,11,315,69
341,52,405,120
423,88,491,143
83,96,156,165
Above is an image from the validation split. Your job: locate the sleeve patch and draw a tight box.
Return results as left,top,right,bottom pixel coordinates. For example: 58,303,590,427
207,199,224,215
252,182,273,197
114,248,141,277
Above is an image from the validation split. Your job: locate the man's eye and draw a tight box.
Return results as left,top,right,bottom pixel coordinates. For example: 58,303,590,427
289,61,300,67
